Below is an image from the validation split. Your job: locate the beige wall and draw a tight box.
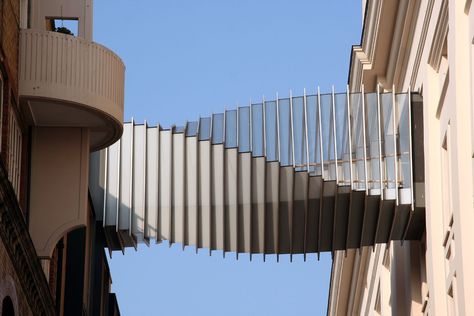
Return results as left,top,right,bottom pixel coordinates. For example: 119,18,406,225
29,127,89,258
22,0,125,260
29,0,93,39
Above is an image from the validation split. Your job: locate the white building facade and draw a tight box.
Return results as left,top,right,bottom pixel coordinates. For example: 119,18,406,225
329,0,474,315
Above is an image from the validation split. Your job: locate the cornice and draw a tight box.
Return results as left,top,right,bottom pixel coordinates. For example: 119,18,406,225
349,0,382,90
362,0,383,64
349,0,397,91
0,160,55,315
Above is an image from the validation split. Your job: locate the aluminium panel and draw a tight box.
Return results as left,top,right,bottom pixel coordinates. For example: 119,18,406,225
225,148,238,252
199,140,212,250
132,124,146,239
173,132,186,244
251,157,266,254
186,136,198,247
159,130,172,241
212,144,225,251
238,152,252,253
145,127,159,240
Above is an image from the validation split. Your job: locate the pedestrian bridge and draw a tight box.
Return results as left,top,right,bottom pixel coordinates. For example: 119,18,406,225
89,87,425,261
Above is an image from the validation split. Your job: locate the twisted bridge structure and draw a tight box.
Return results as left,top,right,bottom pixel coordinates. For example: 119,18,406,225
89,87,425,261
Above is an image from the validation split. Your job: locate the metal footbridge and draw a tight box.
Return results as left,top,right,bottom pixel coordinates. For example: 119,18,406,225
89,87,425,261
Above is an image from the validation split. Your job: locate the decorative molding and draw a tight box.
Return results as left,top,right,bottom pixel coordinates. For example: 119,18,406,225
409,0,435,89
428,0,449,72
0,159,55,315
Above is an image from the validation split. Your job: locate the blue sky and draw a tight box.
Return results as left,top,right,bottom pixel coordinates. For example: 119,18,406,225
94,1,361,315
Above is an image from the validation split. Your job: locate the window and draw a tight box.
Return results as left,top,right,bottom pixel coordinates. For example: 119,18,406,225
7,110,22,199
48,18,78,36
1,296,15,316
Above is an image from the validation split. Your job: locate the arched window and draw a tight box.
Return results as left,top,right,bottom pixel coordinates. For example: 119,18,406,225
1,296,14,316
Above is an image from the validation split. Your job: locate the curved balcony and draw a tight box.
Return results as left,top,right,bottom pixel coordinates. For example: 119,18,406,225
19,29,125,150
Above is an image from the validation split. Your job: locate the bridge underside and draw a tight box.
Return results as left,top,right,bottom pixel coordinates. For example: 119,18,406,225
89,89,425,260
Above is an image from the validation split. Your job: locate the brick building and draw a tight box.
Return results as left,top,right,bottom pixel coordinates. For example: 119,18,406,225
0,0,124,315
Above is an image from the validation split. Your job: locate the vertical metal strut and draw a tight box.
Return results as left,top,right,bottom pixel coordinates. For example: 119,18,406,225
376,84,383,197
361,85,369,193
262,96,267,262
392,86,398,205
317,87,324,179
346,85,353,188
103,147,109,227
303,88,310,261
115,139,122,232
408,86,414,210
289,90,294,262
276,93,280,263
331,86,338,184
129,119,135,236
304,89,310,171
116,138,121,232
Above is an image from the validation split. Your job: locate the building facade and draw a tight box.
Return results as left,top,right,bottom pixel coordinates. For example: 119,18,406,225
2,0,472,315
0,0,124,315
328,0,474,315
